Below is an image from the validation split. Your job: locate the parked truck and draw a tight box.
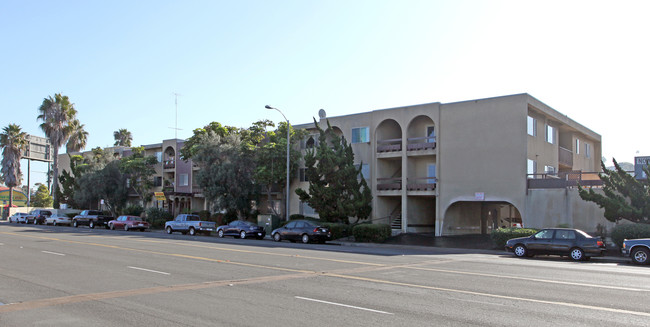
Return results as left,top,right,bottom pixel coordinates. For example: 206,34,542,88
164,214,216,236
72,210,113,229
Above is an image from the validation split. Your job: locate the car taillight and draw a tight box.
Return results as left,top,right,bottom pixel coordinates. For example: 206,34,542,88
314,228,319,232
199,222,202,227
597,240,604,247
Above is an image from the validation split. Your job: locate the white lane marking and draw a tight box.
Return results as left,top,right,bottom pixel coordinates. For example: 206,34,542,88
0,243,4,245
127,266,170,275
406,266,649,292
295,296,393,315
41,251,65,256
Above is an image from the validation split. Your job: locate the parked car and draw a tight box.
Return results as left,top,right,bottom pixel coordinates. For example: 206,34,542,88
217,220,266,239
621,238,650,265
271,220,332,244
72,210,113,229
505,228,606,261
8,212,30,223
45,214,73,226
29,209,52,225
164,214,216,236
108,215,150,231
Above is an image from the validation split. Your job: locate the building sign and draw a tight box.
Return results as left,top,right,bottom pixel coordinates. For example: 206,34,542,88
474,192,485,201
0,188,28,207
22,134,53,162
154,192,167,201
635,156,650,180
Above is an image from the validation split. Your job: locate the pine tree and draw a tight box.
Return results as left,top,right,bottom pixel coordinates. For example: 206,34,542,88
295,119,372,224
578,158,650,224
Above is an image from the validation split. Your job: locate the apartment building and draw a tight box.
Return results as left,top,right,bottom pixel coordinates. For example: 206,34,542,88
290,94,607,236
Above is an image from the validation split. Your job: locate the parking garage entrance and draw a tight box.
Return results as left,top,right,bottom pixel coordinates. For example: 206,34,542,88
442,201,521,236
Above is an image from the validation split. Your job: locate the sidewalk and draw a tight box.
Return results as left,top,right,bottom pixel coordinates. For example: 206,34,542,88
332,233,629,264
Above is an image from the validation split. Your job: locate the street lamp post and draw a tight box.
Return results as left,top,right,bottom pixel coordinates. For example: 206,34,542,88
265,105,291,221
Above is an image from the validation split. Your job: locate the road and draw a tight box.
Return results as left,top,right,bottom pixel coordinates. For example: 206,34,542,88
1,223,649,326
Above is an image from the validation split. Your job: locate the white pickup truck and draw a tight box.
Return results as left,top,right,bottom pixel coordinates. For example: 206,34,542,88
164,214,216,236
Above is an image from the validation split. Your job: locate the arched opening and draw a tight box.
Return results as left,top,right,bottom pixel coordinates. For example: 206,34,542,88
442,201,522,236
406,115,436,151
375,119,402,152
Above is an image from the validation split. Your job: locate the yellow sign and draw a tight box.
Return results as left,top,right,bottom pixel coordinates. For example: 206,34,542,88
0,188,28,207
154,192,167,201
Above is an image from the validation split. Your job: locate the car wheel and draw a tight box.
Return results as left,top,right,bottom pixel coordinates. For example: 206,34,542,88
189,227,196,236
631,248,649,265
301,234,310,244
73,220,78,228
218,229,224,238
513,244,528,258
240,231,247,239
89,220,95,229
124,225,129,231
273,233,281,242
166,226,173,234
109,223,115,230
570,247,585,261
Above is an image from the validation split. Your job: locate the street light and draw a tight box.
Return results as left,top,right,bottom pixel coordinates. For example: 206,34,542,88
265,105,291,221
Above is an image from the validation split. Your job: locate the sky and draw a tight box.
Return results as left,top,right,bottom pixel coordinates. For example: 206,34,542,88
2,0,649,189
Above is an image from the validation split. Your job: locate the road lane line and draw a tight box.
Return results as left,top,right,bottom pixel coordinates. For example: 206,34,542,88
128,266,170,275
295,296,393,315
41,251,65,256
322,273,650,318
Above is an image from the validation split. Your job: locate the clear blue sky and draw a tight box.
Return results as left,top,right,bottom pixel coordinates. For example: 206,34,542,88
2,0,649,189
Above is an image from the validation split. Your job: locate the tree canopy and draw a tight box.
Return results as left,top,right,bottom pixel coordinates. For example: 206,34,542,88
295,119,372,224
578,159,650,224
32,184,53,208
113,128,133,147
0,124,28,208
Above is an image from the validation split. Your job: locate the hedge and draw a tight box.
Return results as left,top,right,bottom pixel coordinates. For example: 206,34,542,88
611,223,650,248
491,228,538,249
320,222,350,240
352,224,391,243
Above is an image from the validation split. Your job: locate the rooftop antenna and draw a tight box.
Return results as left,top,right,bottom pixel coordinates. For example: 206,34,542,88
170,92,183,139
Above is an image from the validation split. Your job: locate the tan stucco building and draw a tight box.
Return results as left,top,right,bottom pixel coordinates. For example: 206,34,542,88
291,94,607,235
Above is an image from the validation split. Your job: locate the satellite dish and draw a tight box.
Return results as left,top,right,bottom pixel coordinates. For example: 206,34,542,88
318,109,326,119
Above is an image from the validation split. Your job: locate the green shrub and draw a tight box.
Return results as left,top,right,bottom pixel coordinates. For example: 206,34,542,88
197,210,211,220
352,224,391,243
145,207,173,228
123,205,144,216
491,228,538,249
611,223,650,248
321,222,350,240
289,214,305,220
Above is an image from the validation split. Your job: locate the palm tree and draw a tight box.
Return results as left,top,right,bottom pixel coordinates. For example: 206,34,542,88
1,124,28,209
113,128,133,147
66,119,88,153
38,93,77,208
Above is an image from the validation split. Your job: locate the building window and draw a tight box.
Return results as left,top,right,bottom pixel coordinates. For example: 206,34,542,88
575,139,580,154
527,159,537,178
153,176,162,187
426,126,436,142
545,165,556,174
179,174,188,186
427,164,436,183
301,135,317,149
351,127,369,144
527,116,537,136
300,201,317,216
299,168,308,182
585,143,591,158
546,124,555,144
155,151,162,163
356,163,370,180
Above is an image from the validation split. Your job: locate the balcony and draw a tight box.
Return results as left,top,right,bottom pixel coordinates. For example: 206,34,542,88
377,177,402,191
527,171,602,189
406,177,437,191
377,138,401,153
192,186,203,194
163,159,176,169
407,137,436,151
559,147,573,168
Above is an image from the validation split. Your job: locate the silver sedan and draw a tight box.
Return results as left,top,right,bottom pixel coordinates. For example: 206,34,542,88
45,214,73,226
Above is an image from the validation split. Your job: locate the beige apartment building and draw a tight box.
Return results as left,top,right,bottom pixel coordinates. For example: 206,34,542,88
290,93,608,236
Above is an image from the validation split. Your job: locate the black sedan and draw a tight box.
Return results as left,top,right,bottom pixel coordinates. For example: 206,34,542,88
505,228,606,261
217,220,266,239
271,220,332,244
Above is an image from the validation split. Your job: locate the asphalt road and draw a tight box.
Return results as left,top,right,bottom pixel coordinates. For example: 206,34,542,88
1,223,649,326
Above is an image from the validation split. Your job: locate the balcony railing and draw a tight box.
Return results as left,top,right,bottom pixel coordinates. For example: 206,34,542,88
163,159,175,169
559,147,573,168
527,171,603,189
192,186,203,194
406,177,437,191
377,177,402,190
407,136,436,151
377,138,402,153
